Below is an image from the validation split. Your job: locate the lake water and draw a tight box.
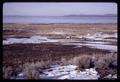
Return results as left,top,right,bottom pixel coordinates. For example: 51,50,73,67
3,16,117,24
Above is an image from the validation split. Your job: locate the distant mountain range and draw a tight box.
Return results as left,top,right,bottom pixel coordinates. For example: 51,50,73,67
4,14,117,17
62,14,117,17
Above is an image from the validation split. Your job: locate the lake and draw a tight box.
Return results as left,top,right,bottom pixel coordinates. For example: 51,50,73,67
3,16,117,24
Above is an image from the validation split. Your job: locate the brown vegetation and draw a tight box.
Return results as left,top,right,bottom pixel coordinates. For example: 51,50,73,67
3,23,117,79
67,53,117,79
3,43,117,79
3,23,117,39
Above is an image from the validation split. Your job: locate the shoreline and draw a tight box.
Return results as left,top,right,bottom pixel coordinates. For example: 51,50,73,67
3,23,117,25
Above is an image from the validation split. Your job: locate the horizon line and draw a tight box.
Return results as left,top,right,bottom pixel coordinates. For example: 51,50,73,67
3,14,117,17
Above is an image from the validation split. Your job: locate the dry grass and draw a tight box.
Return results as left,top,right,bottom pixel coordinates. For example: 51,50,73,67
75,55,93,70
94,53,117,69
3,60,52,79
3,43,116,79
67,53,117,79
94,53,117,79
3,23,117,39
3,66,13,79
67,54,94,70
68,53,117,70
23,63,40,79
3,53,117,79
3,23,117,79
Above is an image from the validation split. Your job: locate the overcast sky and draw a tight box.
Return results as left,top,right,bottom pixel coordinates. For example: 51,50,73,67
3,3,117,16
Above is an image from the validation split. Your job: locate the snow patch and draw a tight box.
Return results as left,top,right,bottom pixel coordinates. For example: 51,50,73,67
40,64,100,80
85,41,109,44
85,32,117,41
50,31,65,35
18,73,24,77
68,68,99,80
3,36,58,45
84,43,117,52
60,42,117,52
104,74,117,79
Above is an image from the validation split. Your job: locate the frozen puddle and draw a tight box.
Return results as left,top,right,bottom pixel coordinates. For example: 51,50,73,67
39,64,100,80
3,36,58,45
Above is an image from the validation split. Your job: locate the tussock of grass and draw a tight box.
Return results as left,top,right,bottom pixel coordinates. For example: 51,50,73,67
94,53,117,79
67,53,117,79
67,55,94,70
3,66,13,79
94,53,117,69
23,65,39,79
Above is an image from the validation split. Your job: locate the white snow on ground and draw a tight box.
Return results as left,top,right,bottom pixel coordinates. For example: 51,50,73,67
3,32,117,52
85,44,117,52
75,43,117,52
39,64,100,80
85,32,117,41
60,42,117,52
66,36,71,39
84,43,117,52
68,68,99,80
18,73,24,77
50,31,65,35
15,64,99,80
104,74,117,79
85,41,110,44
59,32,117,52
15,73,25,79
3,36,58,45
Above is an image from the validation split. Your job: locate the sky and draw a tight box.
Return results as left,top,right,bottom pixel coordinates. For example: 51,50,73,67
3,3,117,16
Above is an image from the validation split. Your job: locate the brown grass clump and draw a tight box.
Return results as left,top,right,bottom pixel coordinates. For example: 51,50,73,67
22,60,53,79
3,66,13,79
67,53,117,79
95,53,116,69
60,57,68,65
23,67,39,79
23,62,41,79
94,53,117,79
23,61,46,70
69,55,94,70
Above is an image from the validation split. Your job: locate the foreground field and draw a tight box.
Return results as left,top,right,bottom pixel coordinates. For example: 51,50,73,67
3,23,117,79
